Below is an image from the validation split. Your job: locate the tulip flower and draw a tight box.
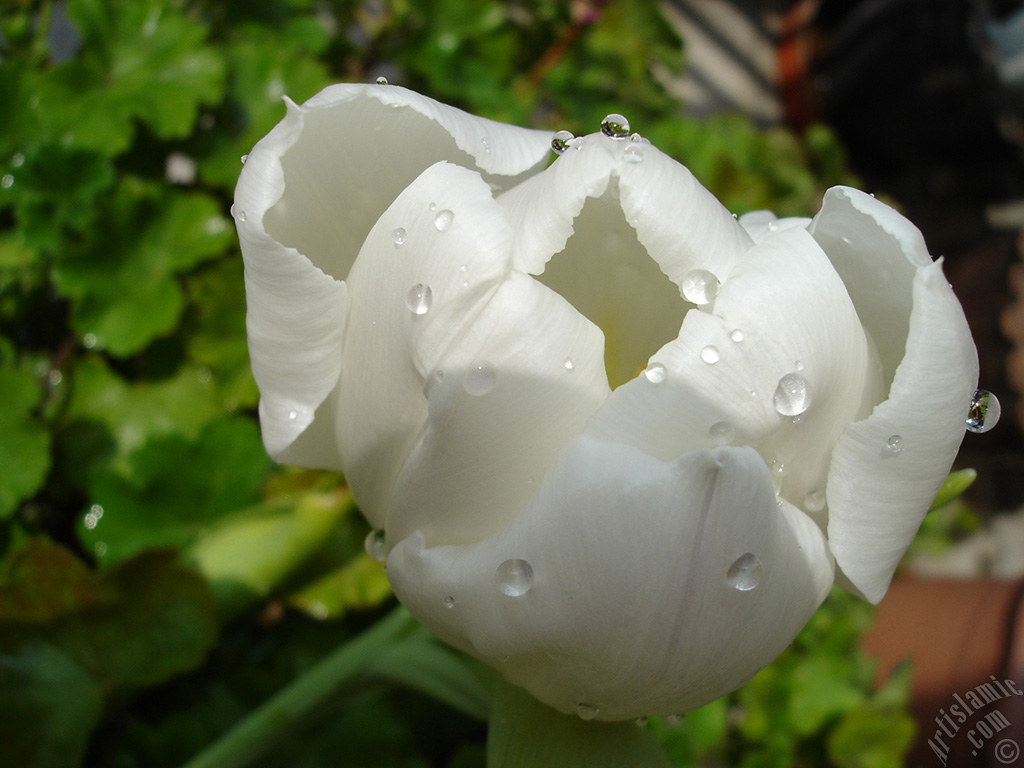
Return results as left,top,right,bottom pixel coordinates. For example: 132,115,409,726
234,84,980,721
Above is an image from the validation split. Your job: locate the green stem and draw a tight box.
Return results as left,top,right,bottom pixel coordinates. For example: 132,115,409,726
179,606,417,768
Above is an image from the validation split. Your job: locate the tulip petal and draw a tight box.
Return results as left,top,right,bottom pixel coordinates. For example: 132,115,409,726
737,211,812,244
385,268,610,547
236,85,551,466
387,437,834,720
811,189,978,602
336,162,522,526
586,227,878,513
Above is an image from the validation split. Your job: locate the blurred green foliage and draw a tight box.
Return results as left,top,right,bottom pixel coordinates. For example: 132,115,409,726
0,0,923,767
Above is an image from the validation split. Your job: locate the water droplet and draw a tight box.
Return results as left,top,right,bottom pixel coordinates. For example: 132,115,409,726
11,153,24,168
635,717,648,727
375,76,389,84
551,130,575,154
623,144,643,163
576,702,599,720
767,220,779,232
569,136,585,151
1,174,13,188
629,132,645,143
770,460,787,492
406,284,432,315
84,512,98,529
804,489,826,512
240,154,248,165
82,333,97,349
496,558,533,596
727,553,762,591
643,362,667,384
966,389,1001,434
730,329,744,343
709,421,734,445
364,529,386,561
464,362,496,395
773,373,811,416
680,269,720,305
794,360,805,372
481,136,490,153
700,345,720,364
287,409,298,420
885,434,904,455
459,263,468,272
600,113,630,139
442,595,455,608
391,227,406,245
564,357,575,372
429,202,437,211
90,504,103,518
434,209,454,231
841,235,853,245
237,209,247,222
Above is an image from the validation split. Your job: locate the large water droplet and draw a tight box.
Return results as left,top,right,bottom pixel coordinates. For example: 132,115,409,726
391,227,406,245
434,209,454,231
700,345,720,364
600,113,630,139
375,76,388,84
551,130,575,154
406,284,432,315
885,434,904,455
773,373,811,416
464,362,496,395
643,362,667,384
966,389,1001,434
364,529,386,562
496,559,533,596
576,702,599,720
804,489,826,512
680,269,720,305
709,421,734,445
727,553,762,591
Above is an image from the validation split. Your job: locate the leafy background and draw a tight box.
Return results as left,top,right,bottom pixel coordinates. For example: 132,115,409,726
0,0,990,766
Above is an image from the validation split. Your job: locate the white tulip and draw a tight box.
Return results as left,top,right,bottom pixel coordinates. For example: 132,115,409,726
234,84,979,720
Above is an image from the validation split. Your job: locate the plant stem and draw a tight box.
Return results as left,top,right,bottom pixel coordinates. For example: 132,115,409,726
179,606,417,768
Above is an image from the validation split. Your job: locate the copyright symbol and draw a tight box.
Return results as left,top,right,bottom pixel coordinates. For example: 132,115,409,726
996,738,1019,764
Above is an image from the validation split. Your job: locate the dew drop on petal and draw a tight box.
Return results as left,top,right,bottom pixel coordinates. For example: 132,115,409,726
442,595,455,609
709,421,734,445
406,284,432,315
623,144,643,163
767,220,779,232
464,362,496,395
240,154,248,164
238,209,246,222
727,553,762,591
375,76,388,84
434,209,454,231
680,269,720,305
564,357,575,372
804,489,826,512
287,409,298,420
496,559,533,597
700,345,720,364
966,389,1001,433
576,702,599,720
730,329,744,343
885,434,904,455
773,373,811,416
551,129,575,154
391,227,406,245
364,529,386,562
643,362,667,384
600,113,630,139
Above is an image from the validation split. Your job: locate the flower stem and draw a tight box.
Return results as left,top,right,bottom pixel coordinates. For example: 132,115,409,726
179,606,417,768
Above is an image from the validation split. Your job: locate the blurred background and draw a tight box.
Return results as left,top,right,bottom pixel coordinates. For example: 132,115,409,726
1,1,1022,766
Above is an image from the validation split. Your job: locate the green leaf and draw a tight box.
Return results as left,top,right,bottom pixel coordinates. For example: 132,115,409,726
80,417,271,564
487,678,670,768
287,552,392,620
0,540,218,690
826,707,915,768
0,642,104,768
787,656,865,735
0,362,51,518
187,489,354,619
52,182,233,355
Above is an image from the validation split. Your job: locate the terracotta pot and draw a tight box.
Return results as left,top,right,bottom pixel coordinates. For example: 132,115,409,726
863,577,1024,767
